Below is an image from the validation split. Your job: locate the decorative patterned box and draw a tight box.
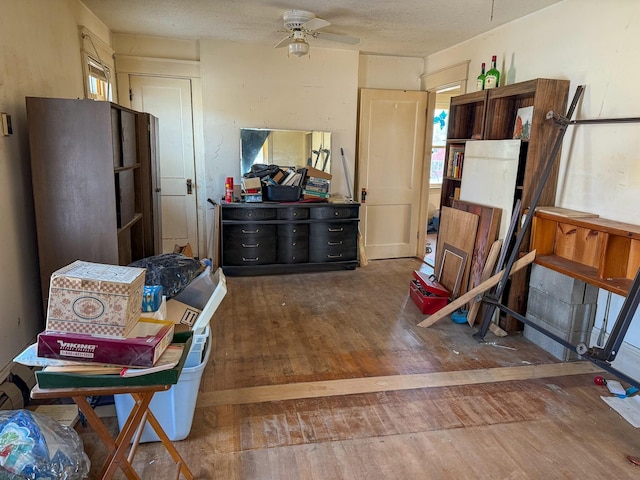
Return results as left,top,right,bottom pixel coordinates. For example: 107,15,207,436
46,260,146,337
37,319,174,367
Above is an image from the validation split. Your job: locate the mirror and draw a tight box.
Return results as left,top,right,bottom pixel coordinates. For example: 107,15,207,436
240,128,332,176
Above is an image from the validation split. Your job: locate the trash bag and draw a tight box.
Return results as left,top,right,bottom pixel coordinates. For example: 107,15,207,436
243,163,281,179
0,409,90,480
128,254,204,298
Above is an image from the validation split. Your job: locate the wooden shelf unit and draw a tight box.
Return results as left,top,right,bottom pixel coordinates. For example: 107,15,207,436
27,97,161,310
531,209,640,296
441,90,487,207
440,78,570,330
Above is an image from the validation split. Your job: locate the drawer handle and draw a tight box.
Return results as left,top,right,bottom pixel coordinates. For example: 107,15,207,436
242,257,259,262
327,254,343,259
247,212,254,218
241,228,260,234
328,227,344,232
328,241,343,246
242,243,259,248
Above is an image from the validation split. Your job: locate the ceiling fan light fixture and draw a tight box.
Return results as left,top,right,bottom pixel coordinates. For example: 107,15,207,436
288,38,309,57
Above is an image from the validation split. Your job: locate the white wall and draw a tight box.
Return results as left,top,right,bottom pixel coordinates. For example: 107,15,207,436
358,55,423,91
0,0,108,375
424,0,640,379
200,40,360,203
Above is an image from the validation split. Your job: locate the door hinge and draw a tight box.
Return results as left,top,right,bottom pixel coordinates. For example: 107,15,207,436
129,89,133,101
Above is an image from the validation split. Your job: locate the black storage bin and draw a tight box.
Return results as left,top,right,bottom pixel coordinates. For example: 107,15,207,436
263,185,301,202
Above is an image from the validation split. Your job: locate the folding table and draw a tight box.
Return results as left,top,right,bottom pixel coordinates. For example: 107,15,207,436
30,332,195,480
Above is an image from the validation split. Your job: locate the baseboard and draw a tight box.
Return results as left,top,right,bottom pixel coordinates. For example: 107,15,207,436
589,327,640,383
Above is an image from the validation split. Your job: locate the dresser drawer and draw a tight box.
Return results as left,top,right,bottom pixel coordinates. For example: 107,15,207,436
222,207,277,221
309,242,357,263
223,224,276,239
277,206,309,220
310,222,358,239
310,205,359,220
277,224,309,238
277,239,309,264
223,237,276,265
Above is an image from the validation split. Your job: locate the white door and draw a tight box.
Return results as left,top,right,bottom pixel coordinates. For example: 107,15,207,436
129,76,198,255
358,89,429,259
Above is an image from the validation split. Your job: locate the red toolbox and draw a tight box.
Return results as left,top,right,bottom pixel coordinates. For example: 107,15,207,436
409,271,450,314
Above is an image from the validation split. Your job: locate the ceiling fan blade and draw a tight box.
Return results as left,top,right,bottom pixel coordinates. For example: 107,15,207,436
274,35,293,48
303,17,331,31
316,31,360,45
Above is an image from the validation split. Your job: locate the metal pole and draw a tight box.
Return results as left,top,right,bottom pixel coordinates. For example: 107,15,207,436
474,85,586,341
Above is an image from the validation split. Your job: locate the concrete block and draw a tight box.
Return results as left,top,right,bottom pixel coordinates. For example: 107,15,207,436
529,264,598,304
524,312,591,361
526,287,596,333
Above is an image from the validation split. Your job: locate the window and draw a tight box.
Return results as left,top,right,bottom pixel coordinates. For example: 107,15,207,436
429,108,448,184
87,57,112,101
79,26,115,102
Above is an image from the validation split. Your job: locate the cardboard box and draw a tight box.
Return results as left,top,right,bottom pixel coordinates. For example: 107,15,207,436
173,267,227,334
242,177,262,190
37,319,174,367
305,166,332,180
46,260,146,337
166,299,202,329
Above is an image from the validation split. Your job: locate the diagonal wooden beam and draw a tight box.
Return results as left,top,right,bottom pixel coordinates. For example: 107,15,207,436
417,249,536,328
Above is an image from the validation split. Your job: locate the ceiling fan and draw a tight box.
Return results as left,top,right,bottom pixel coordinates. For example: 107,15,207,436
275,10,360,57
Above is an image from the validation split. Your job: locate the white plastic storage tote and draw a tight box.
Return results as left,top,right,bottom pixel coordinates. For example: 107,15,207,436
114,330,211,442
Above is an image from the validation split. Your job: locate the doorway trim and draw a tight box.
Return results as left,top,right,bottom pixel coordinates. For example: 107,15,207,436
115,55,207,257
417,61,469,259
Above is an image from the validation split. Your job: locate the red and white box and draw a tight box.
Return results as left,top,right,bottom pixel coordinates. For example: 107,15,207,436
37,319,175,367
409,270,450,314
46,260,146,337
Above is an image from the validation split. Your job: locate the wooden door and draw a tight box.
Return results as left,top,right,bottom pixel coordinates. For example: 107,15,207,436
358,89,429,259
129,76,198,255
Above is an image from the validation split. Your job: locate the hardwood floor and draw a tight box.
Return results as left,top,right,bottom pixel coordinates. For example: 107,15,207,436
75,258,640,479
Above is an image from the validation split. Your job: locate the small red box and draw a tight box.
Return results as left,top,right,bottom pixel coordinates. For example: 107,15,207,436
409,271,449,314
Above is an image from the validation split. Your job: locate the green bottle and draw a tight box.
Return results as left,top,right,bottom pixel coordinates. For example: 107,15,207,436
476,63,486,91
485,55,500,89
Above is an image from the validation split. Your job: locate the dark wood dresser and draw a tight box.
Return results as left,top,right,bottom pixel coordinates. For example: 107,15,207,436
221,202,360,275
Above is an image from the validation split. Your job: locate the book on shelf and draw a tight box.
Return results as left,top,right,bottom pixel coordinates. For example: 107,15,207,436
448,150,464,179
447,146,465,178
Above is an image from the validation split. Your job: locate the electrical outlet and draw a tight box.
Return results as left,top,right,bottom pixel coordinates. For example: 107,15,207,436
1,113,13,136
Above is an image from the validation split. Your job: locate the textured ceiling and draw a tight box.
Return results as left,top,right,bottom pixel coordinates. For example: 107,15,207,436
80,0,563,57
